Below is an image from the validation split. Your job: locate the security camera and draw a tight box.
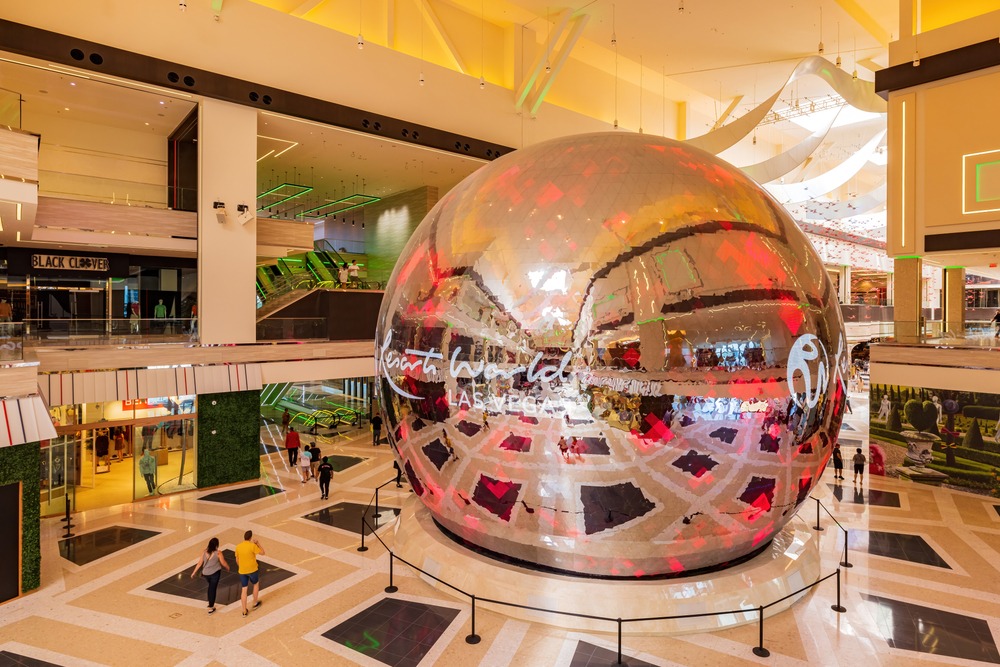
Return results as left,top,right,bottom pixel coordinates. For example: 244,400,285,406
236,204,254,226
213,201,227,224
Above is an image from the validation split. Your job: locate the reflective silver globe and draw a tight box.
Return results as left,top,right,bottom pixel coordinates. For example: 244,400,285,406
376,132,846,577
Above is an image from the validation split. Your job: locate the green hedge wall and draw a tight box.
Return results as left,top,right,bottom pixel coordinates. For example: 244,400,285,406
197,390,261,488
0,442,41,593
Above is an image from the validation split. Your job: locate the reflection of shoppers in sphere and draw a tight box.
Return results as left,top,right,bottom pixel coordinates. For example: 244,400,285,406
0,298,13,322
139,449,157,494
993,310,1000,338
393,460,403,488
190,537,230,615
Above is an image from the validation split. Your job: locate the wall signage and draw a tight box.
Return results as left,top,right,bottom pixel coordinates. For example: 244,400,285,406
31,254,110,271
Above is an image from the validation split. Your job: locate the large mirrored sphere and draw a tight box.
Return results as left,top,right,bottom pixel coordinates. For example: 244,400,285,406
376,132,846,578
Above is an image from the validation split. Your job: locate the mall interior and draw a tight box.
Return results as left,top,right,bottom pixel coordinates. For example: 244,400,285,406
1,0,1000,665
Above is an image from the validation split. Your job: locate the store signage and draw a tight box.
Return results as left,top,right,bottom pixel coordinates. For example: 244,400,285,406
31,254,109,272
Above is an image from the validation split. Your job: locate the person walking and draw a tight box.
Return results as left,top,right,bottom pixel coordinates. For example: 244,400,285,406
281,408,291,435
189,537,230,614
852,447,867,485
371,413,383,446
235,531,265,617
317,456,334,500
347,259,360,286
139,449,157,495
338,263,349,288
831,443,844,480
309,443,322,480
393,459,403,488
992,309,1000,338
284,428,300,467
298,445,312,483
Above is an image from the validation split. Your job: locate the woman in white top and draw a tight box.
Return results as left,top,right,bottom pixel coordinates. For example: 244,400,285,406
190,537,230,614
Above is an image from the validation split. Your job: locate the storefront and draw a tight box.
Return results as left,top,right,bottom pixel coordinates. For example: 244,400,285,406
0,248,196,336
41,396,198,516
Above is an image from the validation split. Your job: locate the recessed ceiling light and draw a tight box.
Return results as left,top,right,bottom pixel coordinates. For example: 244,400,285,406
63,107,69,111
144,122,149,126
69,82,76,86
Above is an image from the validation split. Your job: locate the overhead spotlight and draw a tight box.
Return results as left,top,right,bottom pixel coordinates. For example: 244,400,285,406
545,62,552,73
178,0,186,10
611,32,617,46
613,118,618,129
352,219,356,226
678,0,684,11
913,52,920,67
852,68,858,80
357,33,364,49
479,75,485,90
835,55,842,68
752,133,757,145
810,101,816,112
818,41,824,54
419,71,425,86
361,222,365,229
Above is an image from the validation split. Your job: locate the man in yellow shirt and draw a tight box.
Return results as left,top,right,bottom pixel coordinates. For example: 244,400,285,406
234,530,265,616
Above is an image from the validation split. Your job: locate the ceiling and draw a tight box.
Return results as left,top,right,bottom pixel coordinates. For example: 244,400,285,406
255,110,485,217
0,52,195,134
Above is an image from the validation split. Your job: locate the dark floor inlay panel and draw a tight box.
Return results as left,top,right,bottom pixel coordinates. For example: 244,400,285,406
863,594,1000,664
570,641,656,667
322,598,459,667
59,526,160,566
846,531,949,568
828,485,902,507
148,548,295,605
199,485,284,504
993,504,1000,519
322,455,366,472
0,651,62,667
303,502,400,535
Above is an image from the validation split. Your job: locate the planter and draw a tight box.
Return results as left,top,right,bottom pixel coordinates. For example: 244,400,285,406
900,430,941,466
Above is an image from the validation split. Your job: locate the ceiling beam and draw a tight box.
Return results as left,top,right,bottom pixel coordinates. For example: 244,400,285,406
710,95,744,130
290,0,327,18
835,0,891,47
514,8,571,110
527,13,589,115
857,57,883,73
416,0,467,74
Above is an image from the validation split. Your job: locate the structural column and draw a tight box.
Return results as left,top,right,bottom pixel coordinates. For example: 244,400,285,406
197,99,257,344
942,267,966,337
893,257,922,343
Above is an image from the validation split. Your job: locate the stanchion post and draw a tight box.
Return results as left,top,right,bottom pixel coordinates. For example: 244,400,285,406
385,552,398,593
813,497,824,531
357,516,369,552
831,568,847,613
840,527,853,568
61,496,74,538
465,595,481,644
616,618,623,665
374,487,382,519
752,605,770,658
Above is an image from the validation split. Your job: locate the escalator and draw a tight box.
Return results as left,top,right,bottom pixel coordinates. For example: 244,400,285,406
305,251,336,284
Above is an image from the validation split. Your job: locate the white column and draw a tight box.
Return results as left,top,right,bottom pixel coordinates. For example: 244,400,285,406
197,99,257,344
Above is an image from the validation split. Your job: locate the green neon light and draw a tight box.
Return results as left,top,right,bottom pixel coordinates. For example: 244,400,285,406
976,159,1000,202
943,265,965,270
296,194,381,217
896,255,921,259
256,183,313,212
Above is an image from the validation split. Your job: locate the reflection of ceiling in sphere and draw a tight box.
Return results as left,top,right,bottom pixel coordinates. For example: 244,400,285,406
377,132,846,578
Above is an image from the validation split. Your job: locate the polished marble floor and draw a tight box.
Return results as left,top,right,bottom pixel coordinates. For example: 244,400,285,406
4,393,1000,666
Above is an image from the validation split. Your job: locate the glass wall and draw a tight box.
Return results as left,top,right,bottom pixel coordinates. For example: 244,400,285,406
42,396,198,516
